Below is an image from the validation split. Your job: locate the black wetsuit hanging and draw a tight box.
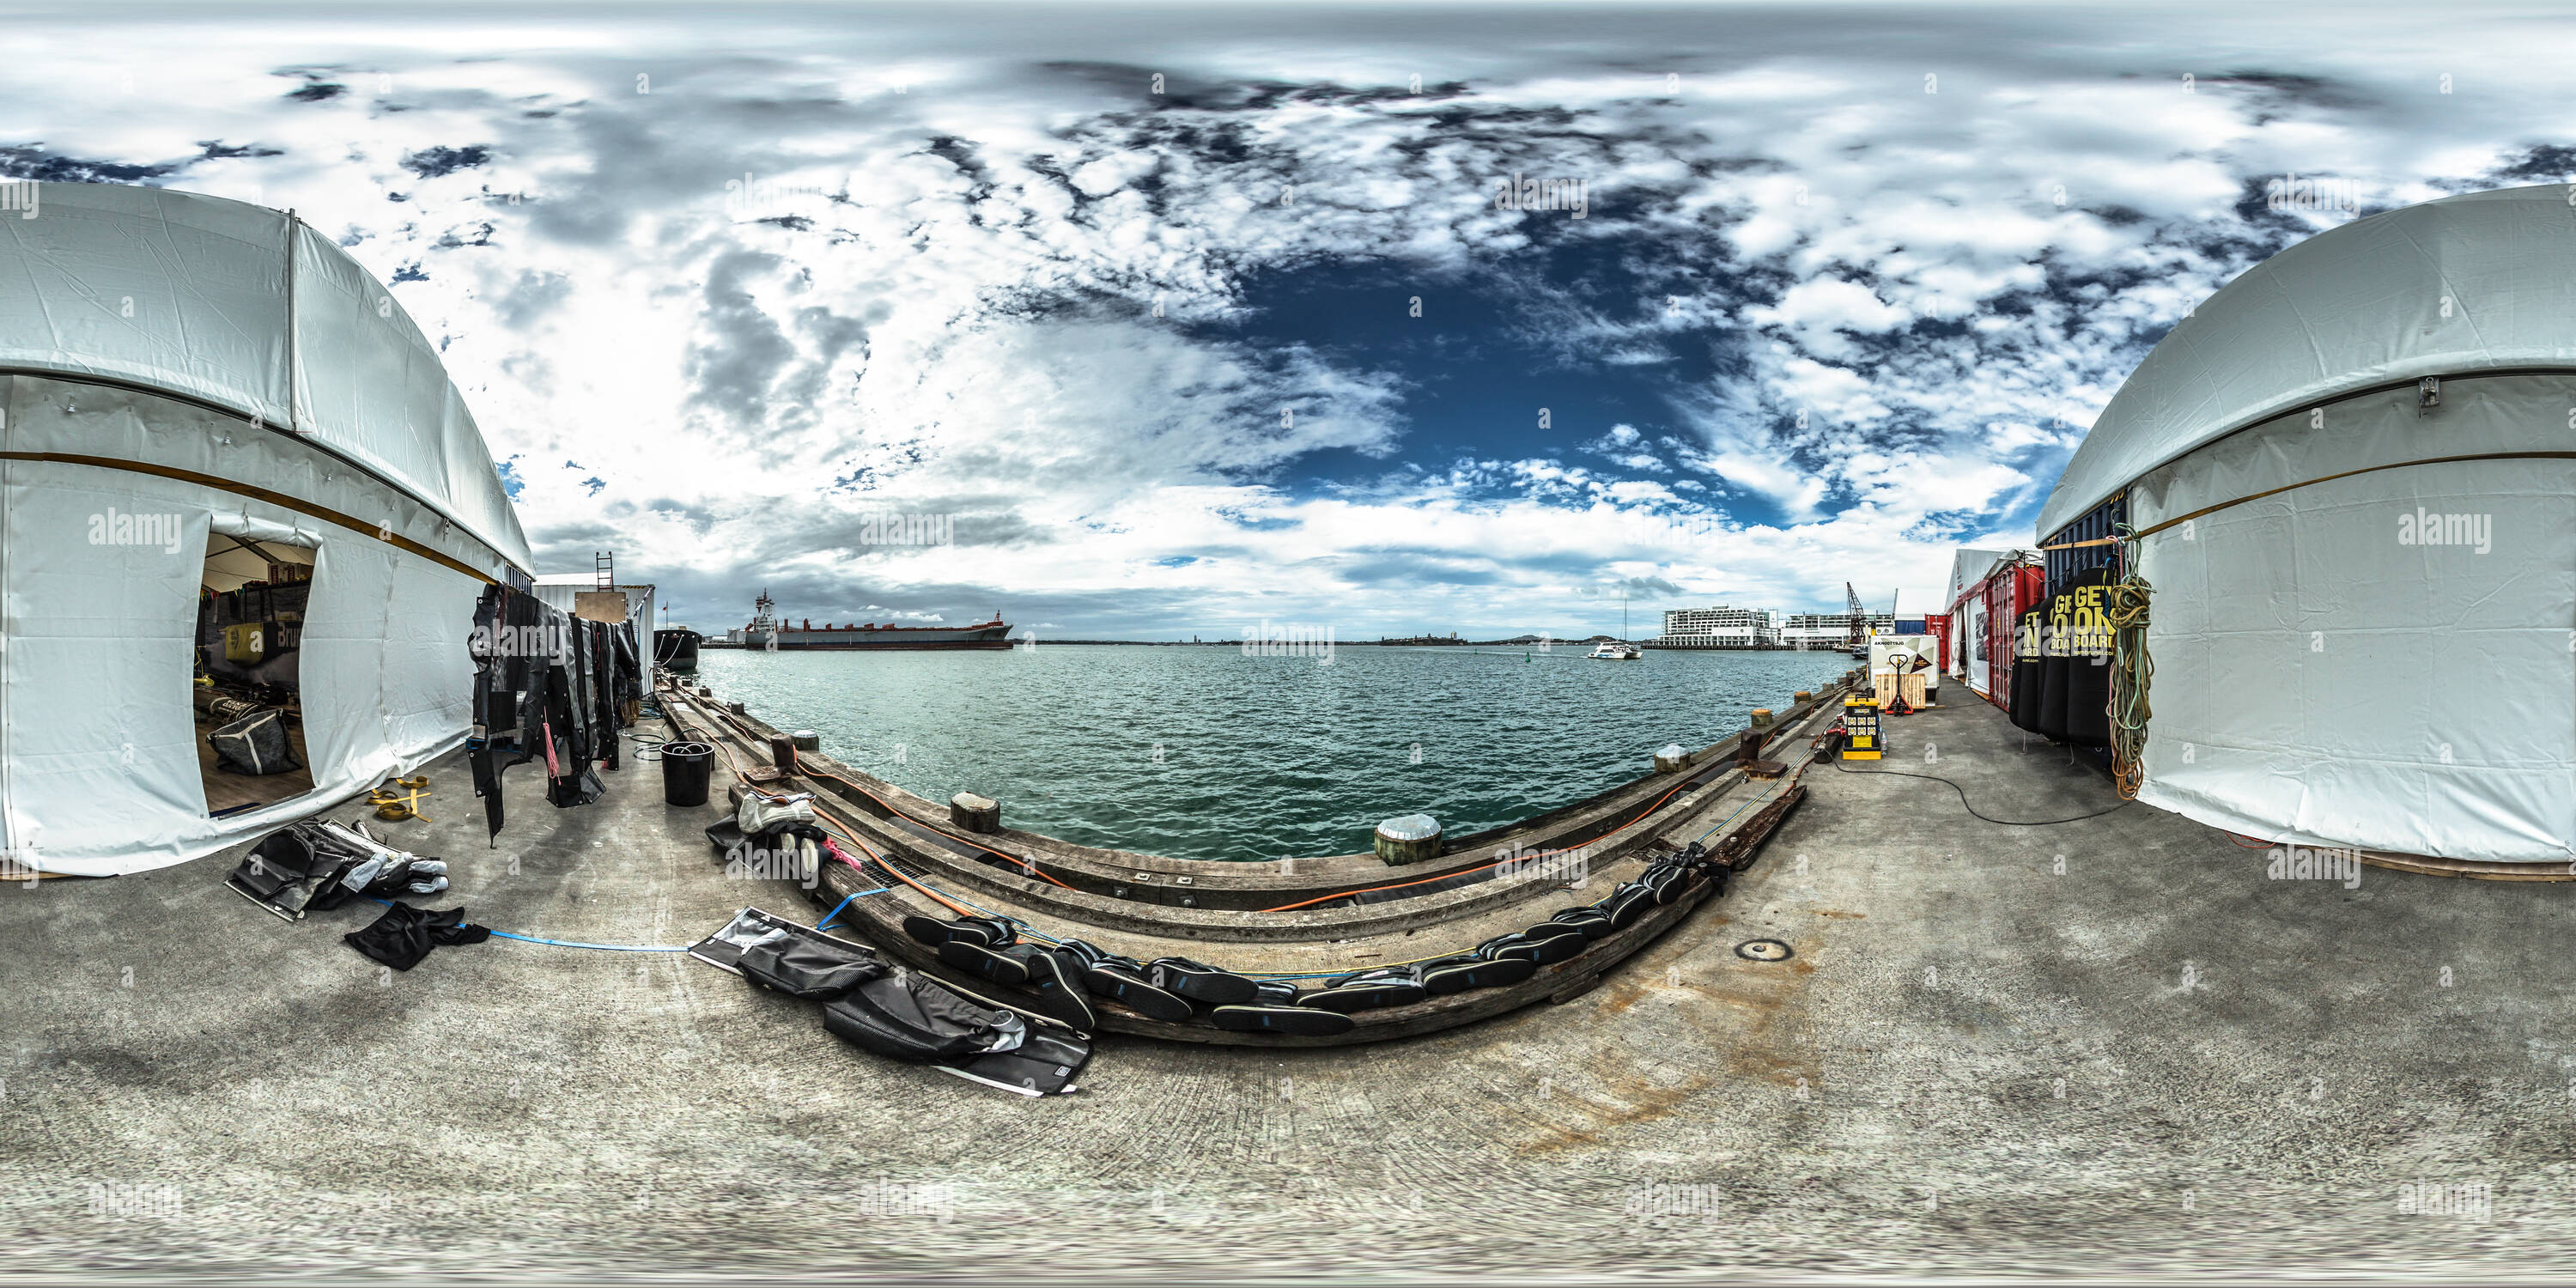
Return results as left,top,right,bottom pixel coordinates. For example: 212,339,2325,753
2035,607,2070,739
470,586,551,842
2011,568,2115,746
591,620,622,771
469,586,607,839
544,635,606,808
611,621,642,708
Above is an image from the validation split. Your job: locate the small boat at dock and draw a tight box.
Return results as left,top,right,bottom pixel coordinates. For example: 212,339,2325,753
653,628,702,673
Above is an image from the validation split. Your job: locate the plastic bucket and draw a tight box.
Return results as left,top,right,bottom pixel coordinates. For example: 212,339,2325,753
660,740,715,807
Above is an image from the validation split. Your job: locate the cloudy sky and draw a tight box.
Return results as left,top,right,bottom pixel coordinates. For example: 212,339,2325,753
5,2,2573,638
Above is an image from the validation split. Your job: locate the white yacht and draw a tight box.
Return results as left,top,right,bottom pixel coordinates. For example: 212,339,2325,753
1589,641,1643,660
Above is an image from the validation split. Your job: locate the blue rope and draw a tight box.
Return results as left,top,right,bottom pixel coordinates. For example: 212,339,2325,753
815,824,1071,947
816,886,892,930
485,929,688,952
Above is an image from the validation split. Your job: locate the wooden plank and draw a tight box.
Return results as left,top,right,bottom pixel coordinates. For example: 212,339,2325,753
573,590,629,623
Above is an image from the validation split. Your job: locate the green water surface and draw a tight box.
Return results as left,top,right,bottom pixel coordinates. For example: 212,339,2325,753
692,643,1853,862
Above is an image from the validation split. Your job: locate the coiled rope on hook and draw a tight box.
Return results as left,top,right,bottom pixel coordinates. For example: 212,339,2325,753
2106,521,2155,800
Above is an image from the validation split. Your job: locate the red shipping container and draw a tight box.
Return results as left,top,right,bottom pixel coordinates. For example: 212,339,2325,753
1947,559,2041,713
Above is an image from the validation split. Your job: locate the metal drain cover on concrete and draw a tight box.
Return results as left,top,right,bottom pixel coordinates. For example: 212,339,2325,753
1735,939,1794,962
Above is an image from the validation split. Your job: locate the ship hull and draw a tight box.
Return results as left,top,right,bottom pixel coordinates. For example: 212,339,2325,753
653,629,702,672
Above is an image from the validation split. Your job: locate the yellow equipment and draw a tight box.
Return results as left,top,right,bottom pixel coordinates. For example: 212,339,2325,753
368,775,433,822
222,622,265,665
1840,694,1882,760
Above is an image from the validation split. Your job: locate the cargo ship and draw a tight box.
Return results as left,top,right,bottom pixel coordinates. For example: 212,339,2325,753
713,591,1012,651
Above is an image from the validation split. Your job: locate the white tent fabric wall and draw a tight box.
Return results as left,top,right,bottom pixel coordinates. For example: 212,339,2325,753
296,529,482,816
2128,375,2576,865
2044,183,2576,867
0,466,214,856
0,454,482,873
1942,550,2015,693
0,183,532,572
2040,185,2576,538
5,374,508,580
1946,548,2014,611
0,184,529,876
1964,595,1990,694
1943,548,2012,684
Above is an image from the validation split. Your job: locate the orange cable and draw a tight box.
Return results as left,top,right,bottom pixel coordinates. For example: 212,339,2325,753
800,762,1080,891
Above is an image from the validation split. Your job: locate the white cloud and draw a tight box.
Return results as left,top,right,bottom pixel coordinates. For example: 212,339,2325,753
6,7,2570,629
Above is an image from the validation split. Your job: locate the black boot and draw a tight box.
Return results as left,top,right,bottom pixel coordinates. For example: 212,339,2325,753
1301,967,1426,1012
1016,946,1098,1034
1494,923,1589,964
1211,978,1355,1036
1546,906,1617,939
938,937,1034,987
903,913,1018,949
1413,953,1536,995
1601,883,1658,930
1078,956,1191,1022
1145,957,1259,1006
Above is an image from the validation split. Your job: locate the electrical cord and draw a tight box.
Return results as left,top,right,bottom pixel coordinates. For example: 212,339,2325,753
1831,758,2133,826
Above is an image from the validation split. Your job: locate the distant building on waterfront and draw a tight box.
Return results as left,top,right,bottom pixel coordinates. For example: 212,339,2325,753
1778,611,1896,648
1645,605,1903,649
1656,605,1782,648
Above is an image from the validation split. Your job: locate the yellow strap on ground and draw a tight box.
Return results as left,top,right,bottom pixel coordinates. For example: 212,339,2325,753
368,775,433,822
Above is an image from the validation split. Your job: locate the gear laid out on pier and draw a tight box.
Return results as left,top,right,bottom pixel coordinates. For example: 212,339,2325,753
651,672,1850,1049
708,590,1012,651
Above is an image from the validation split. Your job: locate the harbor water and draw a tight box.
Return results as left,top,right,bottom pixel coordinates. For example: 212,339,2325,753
695,643,1854,862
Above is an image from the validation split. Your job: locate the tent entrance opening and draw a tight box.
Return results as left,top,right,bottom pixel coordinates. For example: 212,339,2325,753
194,532,318,815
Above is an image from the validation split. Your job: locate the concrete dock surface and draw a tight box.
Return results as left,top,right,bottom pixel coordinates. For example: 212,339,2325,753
4,696,2572,1279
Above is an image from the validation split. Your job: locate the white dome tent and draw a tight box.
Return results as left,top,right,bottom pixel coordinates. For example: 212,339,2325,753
2039,183,2576,873
0,183,532,876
